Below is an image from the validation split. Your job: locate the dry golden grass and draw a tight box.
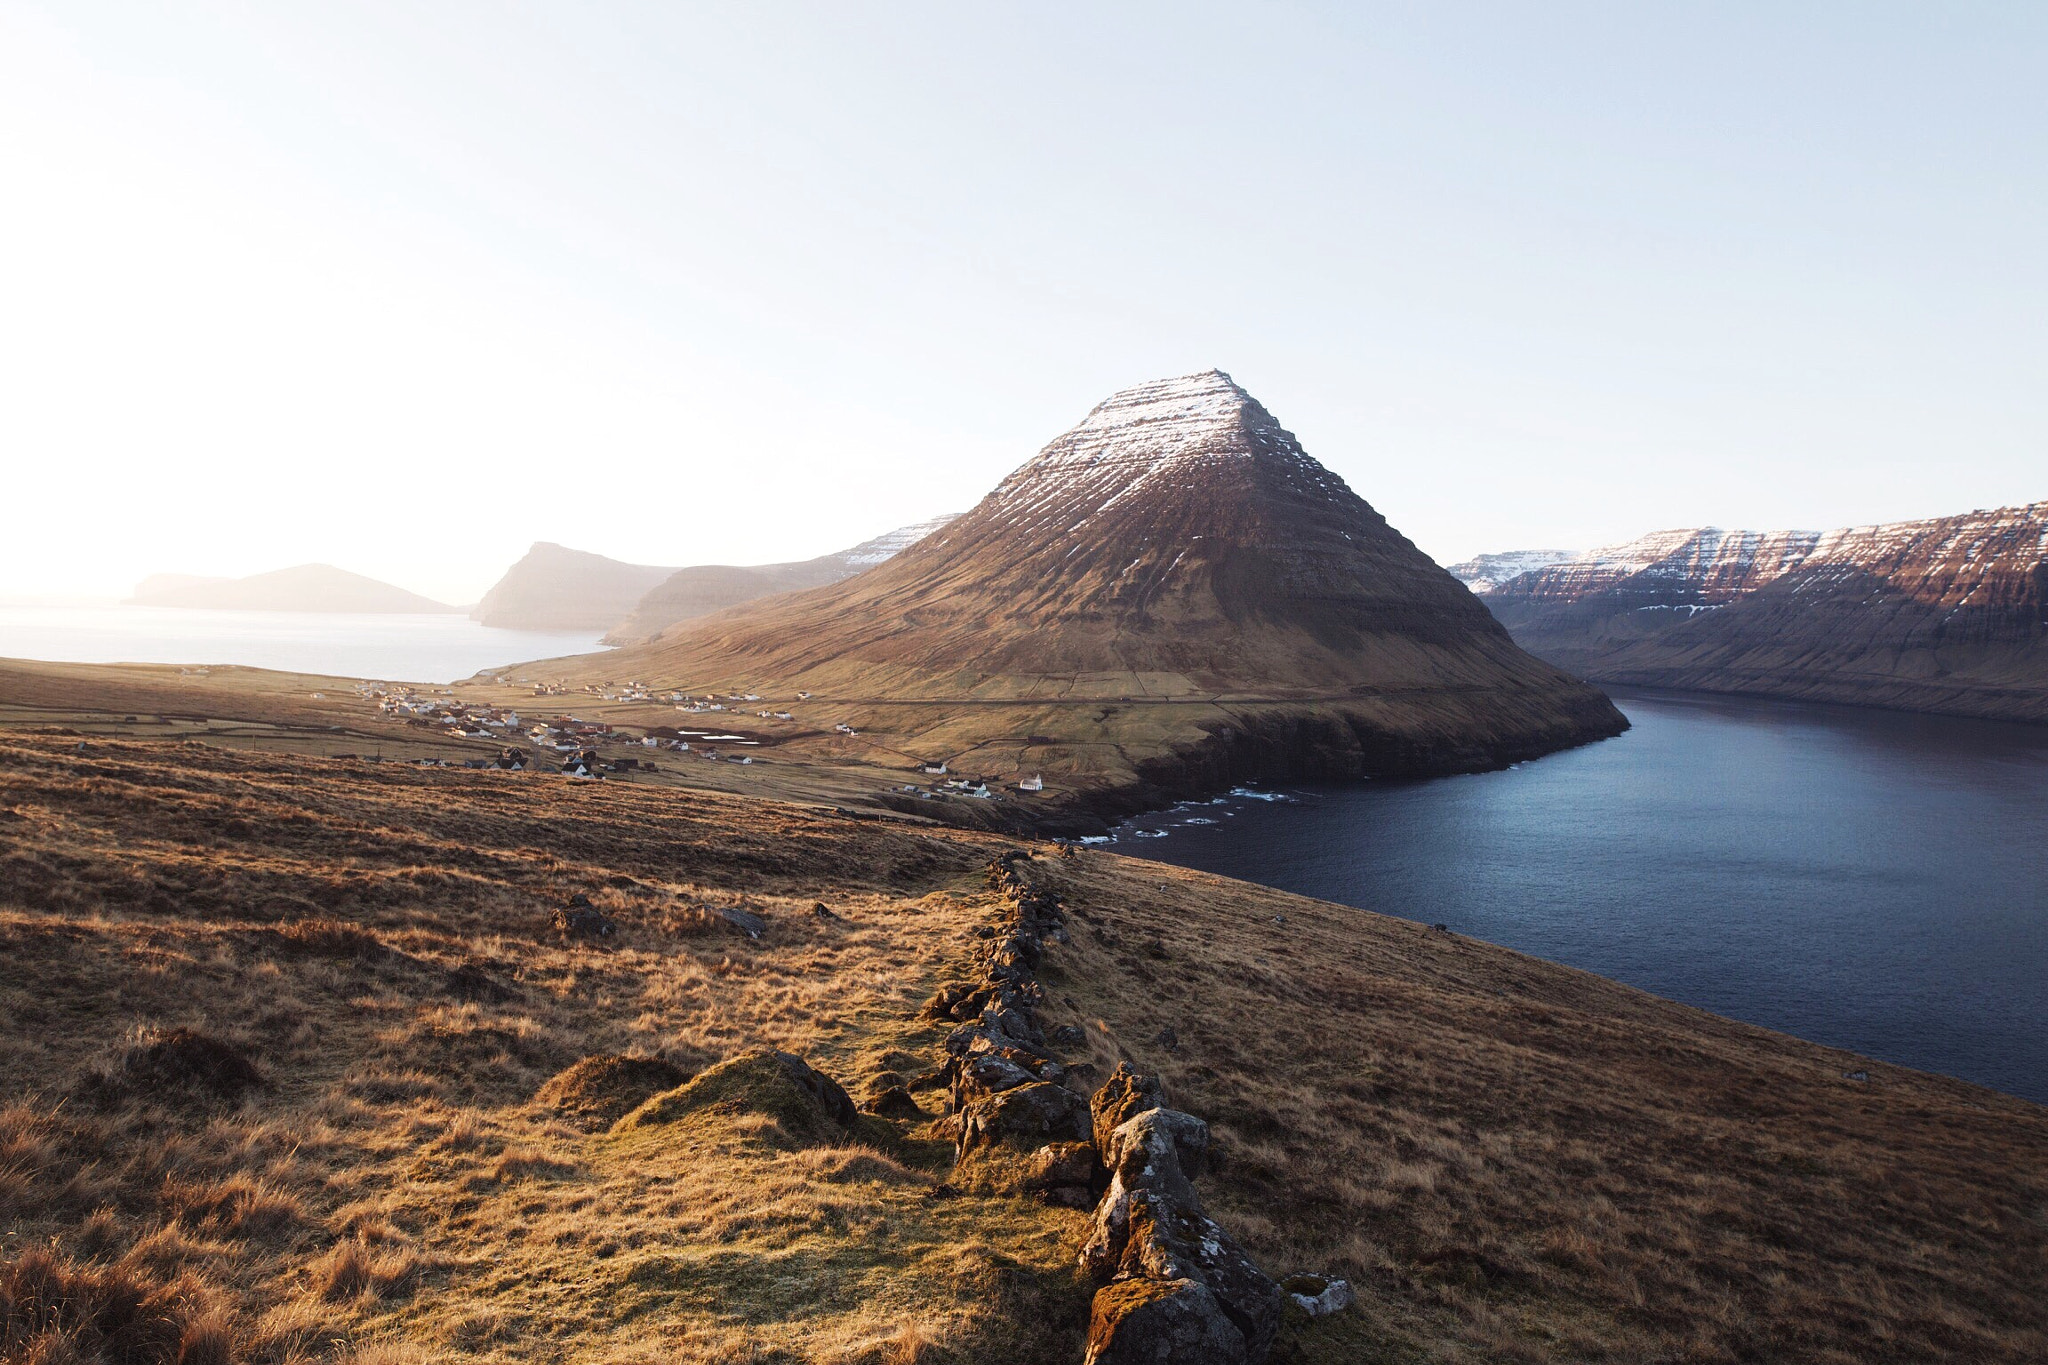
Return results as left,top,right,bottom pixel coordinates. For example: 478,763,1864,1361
1026,855,2048,1363
1,729,2043,1363
0,733,1093,1362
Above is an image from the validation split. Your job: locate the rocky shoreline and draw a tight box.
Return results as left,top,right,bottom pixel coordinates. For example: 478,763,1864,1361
874,694,1632,839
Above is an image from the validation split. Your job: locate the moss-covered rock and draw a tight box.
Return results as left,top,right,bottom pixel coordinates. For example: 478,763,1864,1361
535,1053,690,1130
612,1049,857,1146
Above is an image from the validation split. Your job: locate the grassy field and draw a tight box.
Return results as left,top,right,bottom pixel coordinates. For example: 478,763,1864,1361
1,721,2043,1363
0,655,1623,838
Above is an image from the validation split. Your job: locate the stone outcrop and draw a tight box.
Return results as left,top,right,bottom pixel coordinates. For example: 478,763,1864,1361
1079,1075,1283,1364
924,853,1284,1363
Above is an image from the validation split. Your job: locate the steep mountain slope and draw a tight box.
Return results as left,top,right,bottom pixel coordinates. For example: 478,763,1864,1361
1473,505,2048,720
470,543,679,630
604,514,960,644
126,563,453,613
597,371,1625,811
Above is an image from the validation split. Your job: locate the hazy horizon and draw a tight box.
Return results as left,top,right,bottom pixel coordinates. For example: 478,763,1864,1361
4,3,2044,604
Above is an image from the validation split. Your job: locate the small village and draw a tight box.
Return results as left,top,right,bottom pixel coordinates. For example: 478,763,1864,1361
349,680,1048,798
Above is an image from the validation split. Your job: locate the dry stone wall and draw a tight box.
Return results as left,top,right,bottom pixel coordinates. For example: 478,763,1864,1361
920,852,1285,1364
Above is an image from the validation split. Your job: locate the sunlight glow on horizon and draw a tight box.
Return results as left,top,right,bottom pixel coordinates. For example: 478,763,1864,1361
2,3,2043,604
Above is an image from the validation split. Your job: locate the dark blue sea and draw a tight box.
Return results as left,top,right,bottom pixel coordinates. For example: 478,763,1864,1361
1108,689,2048,1105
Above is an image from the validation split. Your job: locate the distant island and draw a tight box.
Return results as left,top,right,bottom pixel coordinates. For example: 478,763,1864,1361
467,544,681,631
126,563,457,614
471,516,959,634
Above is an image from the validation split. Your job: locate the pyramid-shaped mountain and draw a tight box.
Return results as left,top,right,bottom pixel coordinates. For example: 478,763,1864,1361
625,371,1615,699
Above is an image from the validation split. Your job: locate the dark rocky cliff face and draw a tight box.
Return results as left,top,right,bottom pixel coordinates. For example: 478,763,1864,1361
1477,507,2048,722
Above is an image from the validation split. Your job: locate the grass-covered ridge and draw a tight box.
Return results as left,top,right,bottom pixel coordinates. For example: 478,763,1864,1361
1,731,2044,1362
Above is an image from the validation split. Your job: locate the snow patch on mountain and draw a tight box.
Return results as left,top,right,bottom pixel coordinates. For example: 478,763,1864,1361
839,514,960,568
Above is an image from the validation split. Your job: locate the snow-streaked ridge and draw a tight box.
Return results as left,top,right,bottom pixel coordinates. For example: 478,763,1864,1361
839,514,961,568
1468,501,2048,604
976,370,1353,538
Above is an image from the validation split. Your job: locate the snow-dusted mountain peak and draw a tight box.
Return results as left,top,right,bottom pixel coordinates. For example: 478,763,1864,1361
979,369,1345,529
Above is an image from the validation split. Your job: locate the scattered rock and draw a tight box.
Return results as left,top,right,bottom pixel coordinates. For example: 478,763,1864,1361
536,1054,690,1130
1019,1140,1105,1207
962,1052,1038,1095
1050,1023,1087,1049
712,905,768,940
920,981,994,1023
1151,1025,1181,1054
1281,1274,1356,1318
552,894,617,939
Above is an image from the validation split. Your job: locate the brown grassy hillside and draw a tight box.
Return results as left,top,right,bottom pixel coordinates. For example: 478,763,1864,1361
0,733,2042,1363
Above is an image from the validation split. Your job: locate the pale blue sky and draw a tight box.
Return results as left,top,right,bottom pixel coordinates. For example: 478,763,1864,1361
2,3,2042,602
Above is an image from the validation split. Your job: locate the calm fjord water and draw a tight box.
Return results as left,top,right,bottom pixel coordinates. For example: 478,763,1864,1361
1113,690,2048,1104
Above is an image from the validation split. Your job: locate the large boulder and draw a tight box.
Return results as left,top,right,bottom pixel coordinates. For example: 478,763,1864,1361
1102,1107,1212,1186
1084,1277,1247,1365
1079,1092,1283,1365
958,1081,1092,1154
1115,1194,1283,1360
1081,1111,1212,1279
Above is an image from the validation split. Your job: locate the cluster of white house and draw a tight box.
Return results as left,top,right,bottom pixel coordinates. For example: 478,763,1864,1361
896,765,1046,802
361,684,523,739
